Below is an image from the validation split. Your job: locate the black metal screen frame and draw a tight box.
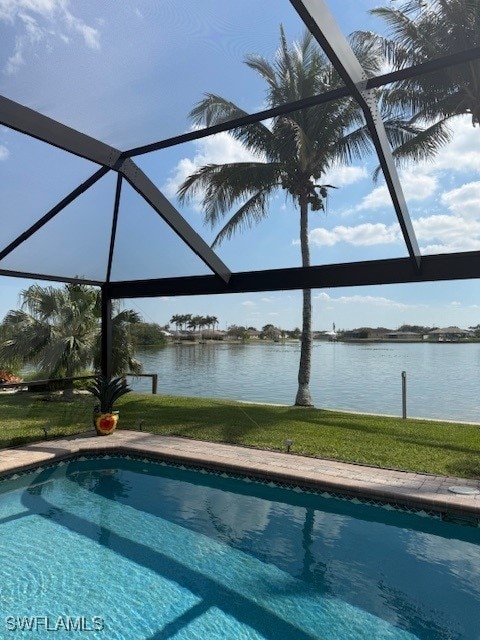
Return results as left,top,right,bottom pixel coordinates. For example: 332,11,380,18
0,0,479,376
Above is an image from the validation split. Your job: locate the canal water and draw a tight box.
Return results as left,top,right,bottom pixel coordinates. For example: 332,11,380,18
132,341,480,423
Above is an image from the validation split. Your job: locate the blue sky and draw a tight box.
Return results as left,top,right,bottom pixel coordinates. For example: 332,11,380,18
0,0,479,331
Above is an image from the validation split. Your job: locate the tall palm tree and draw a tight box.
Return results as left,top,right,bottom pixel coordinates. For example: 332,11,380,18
170,314,181,334
178,27,418,405
182,314,192,333
0,283,141,397
365,0,480,162
187,315,197,333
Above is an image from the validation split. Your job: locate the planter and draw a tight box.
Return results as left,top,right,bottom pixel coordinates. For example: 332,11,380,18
94,410,119,436
88,376,131,436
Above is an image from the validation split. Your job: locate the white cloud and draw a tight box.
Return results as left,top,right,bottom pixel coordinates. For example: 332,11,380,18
1,0,100,74
0,144,9,161
65,15,100,49
314,292,331,301
336,295,412,309
356,184,390,211
307,179,480,253
309,222,399,247
314,291,415,309
357,169,438,212
241,300,255,307
414,202,480,253
352,116,480,217
402,170,439,201
323,165,367,187
425,117,480,174
440,182,480,220
261,297,274,303
417,180,480,252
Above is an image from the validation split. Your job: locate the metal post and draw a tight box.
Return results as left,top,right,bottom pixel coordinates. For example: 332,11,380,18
100,286,112,380
401,371,407,419
152,374,158,395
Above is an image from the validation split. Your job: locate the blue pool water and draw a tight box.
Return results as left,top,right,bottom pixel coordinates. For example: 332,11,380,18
0,457,479,639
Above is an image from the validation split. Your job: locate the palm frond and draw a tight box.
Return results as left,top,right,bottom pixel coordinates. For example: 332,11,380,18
178,161,281,228
211,186,276,247
371,1,480,126
189,94,275,157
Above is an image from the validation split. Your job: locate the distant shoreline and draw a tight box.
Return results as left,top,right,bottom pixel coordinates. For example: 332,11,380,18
136,337,480,347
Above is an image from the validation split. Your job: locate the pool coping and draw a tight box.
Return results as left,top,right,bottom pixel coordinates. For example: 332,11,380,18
0,430,479,524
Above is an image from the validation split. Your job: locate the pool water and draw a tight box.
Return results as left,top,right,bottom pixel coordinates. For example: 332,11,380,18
0,457,479,639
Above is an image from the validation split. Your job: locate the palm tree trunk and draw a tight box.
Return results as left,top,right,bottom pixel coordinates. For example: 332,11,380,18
295,197,313,407
63,362,75,401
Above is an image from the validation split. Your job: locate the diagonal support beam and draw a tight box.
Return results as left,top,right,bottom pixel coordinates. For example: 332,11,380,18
0,95,122,167
119,159,231,283
290,0,421,269
106,174,123,283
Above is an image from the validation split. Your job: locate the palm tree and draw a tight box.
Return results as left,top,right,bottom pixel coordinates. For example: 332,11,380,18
197,315,207,339
187,315,197,333
0,283,141,397
0,284,98,386
170,314,181,334
178,27,417,405
365,0,480,161
182,314,192,333
93,304,142,376
206,315,218,335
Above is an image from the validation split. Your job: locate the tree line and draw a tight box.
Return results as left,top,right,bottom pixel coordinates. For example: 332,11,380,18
170,314,219,333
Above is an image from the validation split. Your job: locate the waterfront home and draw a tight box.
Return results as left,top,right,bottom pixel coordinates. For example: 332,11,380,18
383,331,422,342
428,327,470,342
202,330,226,341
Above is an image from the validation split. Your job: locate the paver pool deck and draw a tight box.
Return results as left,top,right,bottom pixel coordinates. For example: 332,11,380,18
0,430,479,522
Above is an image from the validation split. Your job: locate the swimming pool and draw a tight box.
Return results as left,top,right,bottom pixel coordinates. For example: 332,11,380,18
0,455,478,639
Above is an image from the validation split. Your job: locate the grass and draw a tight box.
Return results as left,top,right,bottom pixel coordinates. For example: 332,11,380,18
0,392,95,448
1,392,480,479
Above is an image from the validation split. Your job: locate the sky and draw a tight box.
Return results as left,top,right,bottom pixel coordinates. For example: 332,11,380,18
0,0,480,331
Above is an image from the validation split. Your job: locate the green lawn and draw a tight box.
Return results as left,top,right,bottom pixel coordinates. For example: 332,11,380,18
1,392,480,479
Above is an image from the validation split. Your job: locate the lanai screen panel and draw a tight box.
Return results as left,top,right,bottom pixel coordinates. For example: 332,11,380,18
0,171,116,282
109,181,216,282
136,114,410,275
0,128,100,252
0,1,318,150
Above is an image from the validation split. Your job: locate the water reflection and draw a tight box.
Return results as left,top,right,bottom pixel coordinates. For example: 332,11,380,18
60,459,480,639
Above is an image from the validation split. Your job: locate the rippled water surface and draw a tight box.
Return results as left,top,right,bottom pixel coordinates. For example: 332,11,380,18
132,342,480,422
1,457,479,639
